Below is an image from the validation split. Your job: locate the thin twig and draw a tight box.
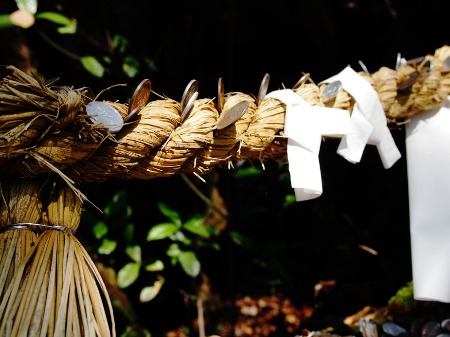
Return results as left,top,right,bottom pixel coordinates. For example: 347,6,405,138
180,174,227,220
197,297,205,337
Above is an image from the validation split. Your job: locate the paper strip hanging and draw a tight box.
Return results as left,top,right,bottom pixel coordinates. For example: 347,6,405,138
266,89,351,201
323,66,402,168
405,96,450,303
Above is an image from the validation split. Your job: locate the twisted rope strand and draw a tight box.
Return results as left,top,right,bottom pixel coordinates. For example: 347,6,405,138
1,45,449,184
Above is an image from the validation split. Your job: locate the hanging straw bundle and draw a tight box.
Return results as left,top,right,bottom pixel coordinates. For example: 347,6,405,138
0,177,115,337
0,179,41,306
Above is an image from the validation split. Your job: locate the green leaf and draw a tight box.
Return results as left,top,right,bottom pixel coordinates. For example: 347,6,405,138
123,223,135,245
104,191,128,217
144,260,164,271
283,194,297,208
117,262,140,288
80,56,104,78
183,216,209,237
179,251,200,277
147,223,178,241
144,57,159,72
233,166,262,178
126,205,133,218
0,15,14,29
166,243,181,258
158,202,181,226
18,9,73,31
122,55,140,78
140,278,165,302
92,221,108,239
125,245,141,263
210,242,220,251
229,231,256,251
112,34,128,54
16,0,37,14
98,238,117,255
171,230,191,245
57,21,76,34
35,11,72,25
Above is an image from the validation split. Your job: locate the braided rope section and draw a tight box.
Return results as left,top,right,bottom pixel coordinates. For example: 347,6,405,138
1,45,449,184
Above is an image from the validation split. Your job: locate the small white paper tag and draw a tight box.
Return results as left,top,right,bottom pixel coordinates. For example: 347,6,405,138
266,89,351,201
322,66,401,168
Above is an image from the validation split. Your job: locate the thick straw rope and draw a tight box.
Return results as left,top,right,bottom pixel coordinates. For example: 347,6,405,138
1,45,449,185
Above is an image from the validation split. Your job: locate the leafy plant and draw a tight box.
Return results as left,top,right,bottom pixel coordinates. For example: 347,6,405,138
83,191,163,303
147,202,220,278
0,0,157,78
0,0,69,30
83,190,220,307
388,281,415,311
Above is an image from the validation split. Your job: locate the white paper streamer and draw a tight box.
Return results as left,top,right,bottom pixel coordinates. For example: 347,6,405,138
322,66,402,168
266,89,351,201
406,96,450,303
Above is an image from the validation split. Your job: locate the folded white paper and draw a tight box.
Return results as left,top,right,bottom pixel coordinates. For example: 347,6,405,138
266,89,351,201
322,66,402,168
406,96,450,303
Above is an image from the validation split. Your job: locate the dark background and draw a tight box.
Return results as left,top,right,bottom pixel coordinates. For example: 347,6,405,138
1,0,449,334
2,0,449,98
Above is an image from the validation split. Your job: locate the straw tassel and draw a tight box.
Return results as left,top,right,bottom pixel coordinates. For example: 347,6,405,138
0,178,115,337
